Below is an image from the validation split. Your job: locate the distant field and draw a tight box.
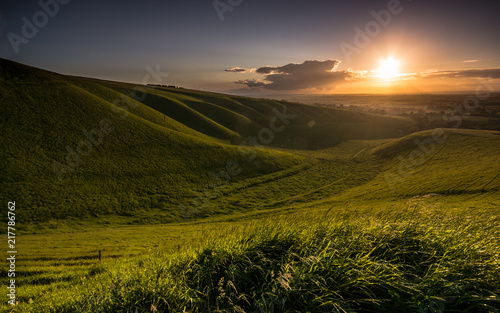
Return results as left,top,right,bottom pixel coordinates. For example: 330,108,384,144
275,93,500,131
276,93,500,110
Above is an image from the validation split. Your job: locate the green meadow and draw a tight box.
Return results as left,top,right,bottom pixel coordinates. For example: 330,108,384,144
1,58,499,312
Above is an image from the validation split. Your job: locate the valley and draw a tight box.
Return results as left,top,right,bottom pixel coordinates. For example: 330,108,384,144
1,58,499,312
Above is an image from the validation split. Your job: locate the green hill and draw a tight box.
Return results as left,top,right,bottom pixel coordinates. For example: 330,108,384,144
0,59,301,222
0,58,415,224
72,78,414,149
7,58,499,227
0,58,419,224
322,128,500,204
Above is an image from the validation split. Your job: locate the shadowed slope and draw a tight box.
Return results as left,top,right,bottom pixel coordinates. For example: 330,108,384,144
0,59,302,222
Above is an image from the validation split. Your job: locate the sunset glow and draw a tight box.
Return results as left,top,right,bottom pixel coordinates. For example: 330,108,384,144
376,58,401,80
1,1,499,94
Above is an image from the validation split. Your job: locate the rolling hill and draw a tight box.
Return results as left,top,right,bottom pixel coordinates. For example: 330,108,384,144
0,59,299,222
0,58,413,223
303,128,500,213
359,128,499,197
2,58,498,227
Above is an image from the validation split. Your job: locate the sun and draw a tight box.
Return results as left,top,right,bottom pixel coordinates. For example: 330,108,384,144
377,57,400,79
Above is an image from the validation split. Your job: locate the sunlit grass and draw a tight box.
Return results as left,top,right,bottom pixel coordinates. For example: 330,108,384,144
5,202,499,312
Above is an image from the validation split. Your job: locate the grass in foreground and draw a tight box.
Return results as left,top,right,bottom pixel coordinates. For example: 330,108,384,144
10,203,499,313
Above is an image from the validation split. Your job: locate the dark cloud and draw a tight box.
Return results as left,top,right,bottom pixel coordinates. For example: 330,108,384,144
421,68,500,79
229,60,365,90
224,67,255,73
234,79,267,88
255,60,340,75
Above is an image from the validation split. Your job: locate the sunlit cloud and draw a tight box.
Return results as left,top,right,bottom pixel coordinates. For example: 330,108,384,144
224,67,256,73
234,79,267,88
463,59,479,63
419,68,500,79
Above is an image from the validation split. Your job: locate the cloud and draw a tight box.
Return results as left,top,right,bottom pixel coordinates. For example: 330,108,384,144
234,79,267,88
462,60,479,63
224,67,255,73
255,60,340,75
421,68,500,79
229,59,365,90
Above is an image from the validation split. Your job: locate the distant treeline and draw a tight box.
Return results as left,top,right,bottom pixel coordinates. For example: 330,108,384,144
147,84,184,89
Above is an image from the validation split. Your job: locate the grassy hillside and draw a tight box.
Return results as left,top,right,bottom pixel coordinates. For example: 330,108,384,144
0,58,414,224
105,82,414,149
9,207,499,312
0,59,303,223
346,129,500,199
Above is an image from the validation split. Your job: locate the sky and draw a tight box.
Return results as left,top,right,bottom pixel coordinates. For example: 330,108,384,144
1,0,500,94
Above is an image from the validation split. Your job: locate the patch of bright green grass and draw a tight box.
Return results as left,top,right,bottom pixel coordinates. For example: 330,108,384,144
7,204,498,312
